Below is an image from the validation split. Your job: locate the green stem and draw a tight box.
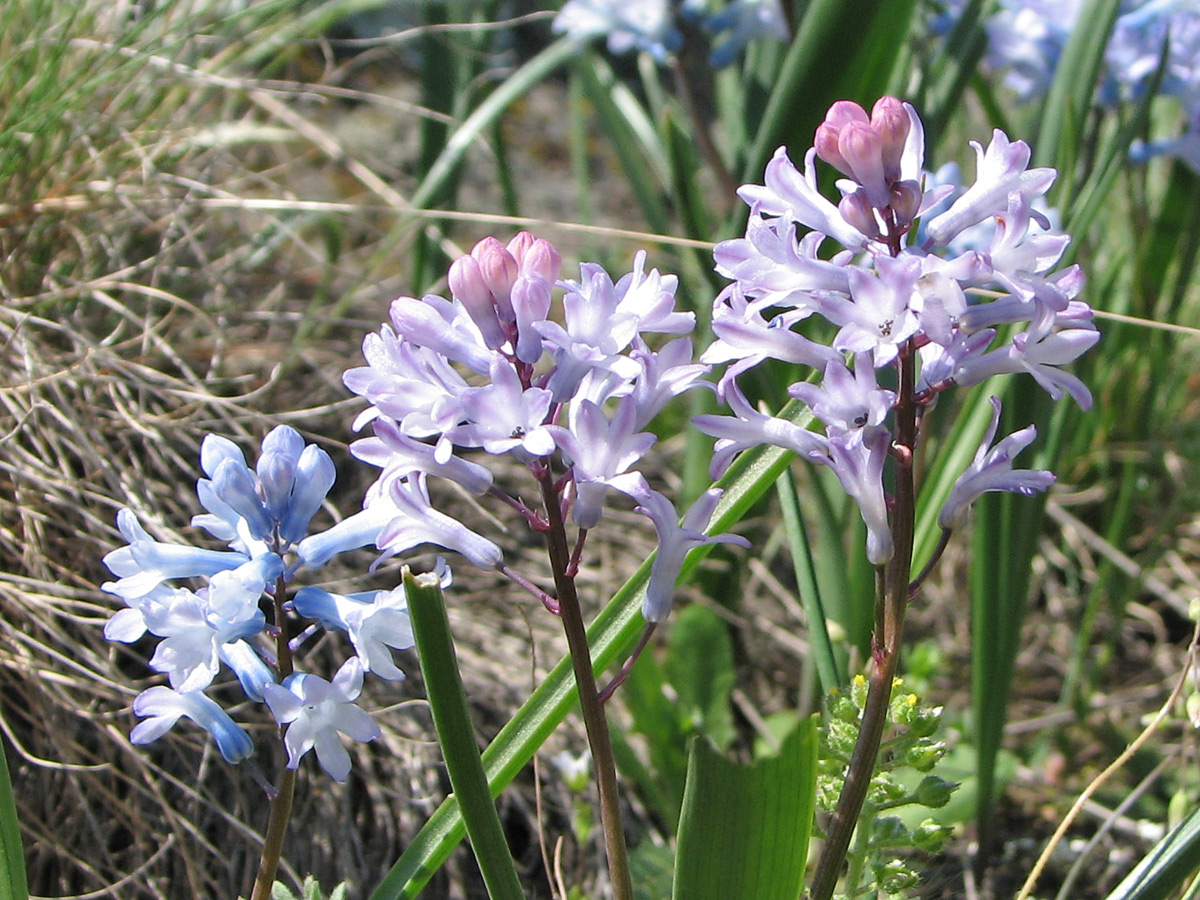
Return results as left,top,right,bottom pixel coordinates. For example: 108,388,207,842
809,344,918,900
404,571,526,900
538,473,634,900
843,799,876,898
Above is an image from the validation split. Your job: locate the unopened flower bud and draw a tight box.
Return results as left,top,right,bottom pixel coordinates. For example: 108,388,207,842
903,739,946,772
874,859,918,894
839,121,889,208
913,774,958,808
839,192,882,241
505,230,536,263
519,236,562,284
913,818,954,853
814,121,850,175
472,236,519,326
814,100,869,175
890,179,923,228
448,254,507,349
871,96,910,182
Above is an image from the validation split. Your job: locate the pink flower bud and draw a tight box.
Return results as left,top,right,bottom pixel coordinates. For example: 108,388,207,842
815,121,852,175
448,254,506,349
870,96,910,182
505,231,536,262
472,236,519,326
839,192,882,241
521,237,562,284
815,101,869,176
825,100,870,129
839,121,889,209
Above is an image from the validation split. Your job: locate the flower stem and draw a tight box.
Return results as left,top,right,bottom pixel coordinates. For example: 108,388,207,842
809,344,919,900
250,569,297,900
538,474,633,900
250,767,296,900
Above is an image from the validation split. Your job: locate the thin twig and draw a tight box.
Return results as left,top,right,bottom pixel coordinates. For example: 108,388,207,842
1015,619,1200,900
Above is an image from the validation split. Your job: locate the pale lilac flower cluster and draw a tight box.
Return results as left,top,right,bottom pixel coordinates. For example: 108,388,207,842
944,0,1200,173
338,232,746,623
102,426,411,781
552,0,788,68
694,97,1099,563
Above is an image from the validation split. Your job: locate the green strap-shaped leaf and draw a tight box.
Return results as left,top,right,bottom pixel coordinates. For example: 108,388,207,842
1102,807,1200,900
776,466,844,692
370,411,806,900
403,571,525,900
1032,0,1122,169
671,717,819,900
0,739,27,900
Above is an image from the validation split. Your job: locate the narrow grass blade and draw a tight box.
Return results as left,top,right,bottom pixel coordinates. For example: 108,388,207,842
777,466,844,691
970,378,1057,855
573,55,674,237
1032,0,1122,169
370,410,808,899
670,716,819,900
402,571,525,900
1062,43,1168,246
409,37,580,212
918,0,990,144
1102,807,1200,900
739,0,912,191
0,742,26,900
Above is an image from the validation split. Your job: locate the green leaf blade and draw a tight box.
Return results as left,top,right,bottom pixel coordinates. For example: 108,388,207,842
671,717,819,900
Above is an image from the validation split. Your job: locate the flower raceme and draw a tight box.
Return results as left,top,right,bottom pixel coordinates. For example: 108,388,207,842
102,231,744,781
102,426,413,782
342,232,741,623
695,97,1098,563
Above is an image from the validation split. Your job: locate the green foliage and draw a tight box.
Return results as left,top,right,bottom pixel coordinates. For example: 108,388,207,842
671,717,820,900
1102,807,1200,900
614,604,737,830
0,742,27,900
818,678,957,899
404,571,525,900
267,876,348,900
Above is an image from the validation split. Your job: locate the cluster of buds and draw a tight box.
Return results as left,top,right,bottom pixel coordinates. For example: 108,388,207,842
819,676,957,896
695,96,1099,563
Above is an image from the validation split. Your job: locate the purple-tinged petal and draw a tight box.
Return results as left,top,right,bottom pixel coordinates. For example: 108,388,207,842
737,146,871,252
924,130,1057,246
636,489,750,622
938,398,1056,530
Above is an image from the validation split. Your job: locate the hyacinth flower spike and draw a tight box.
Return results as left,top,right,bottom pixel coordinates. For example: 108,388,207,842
101,424,418,900
695,96,1096,900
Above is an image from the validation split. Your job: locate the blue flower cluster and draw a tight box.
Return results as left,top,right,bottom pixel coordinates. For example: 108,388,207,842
102,426,414,781
946,0,1200,172
553,0,789,68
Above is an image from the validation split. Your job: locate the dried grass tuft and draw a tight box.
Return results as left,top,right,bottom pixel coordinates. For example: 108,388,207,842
0,2,518,896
